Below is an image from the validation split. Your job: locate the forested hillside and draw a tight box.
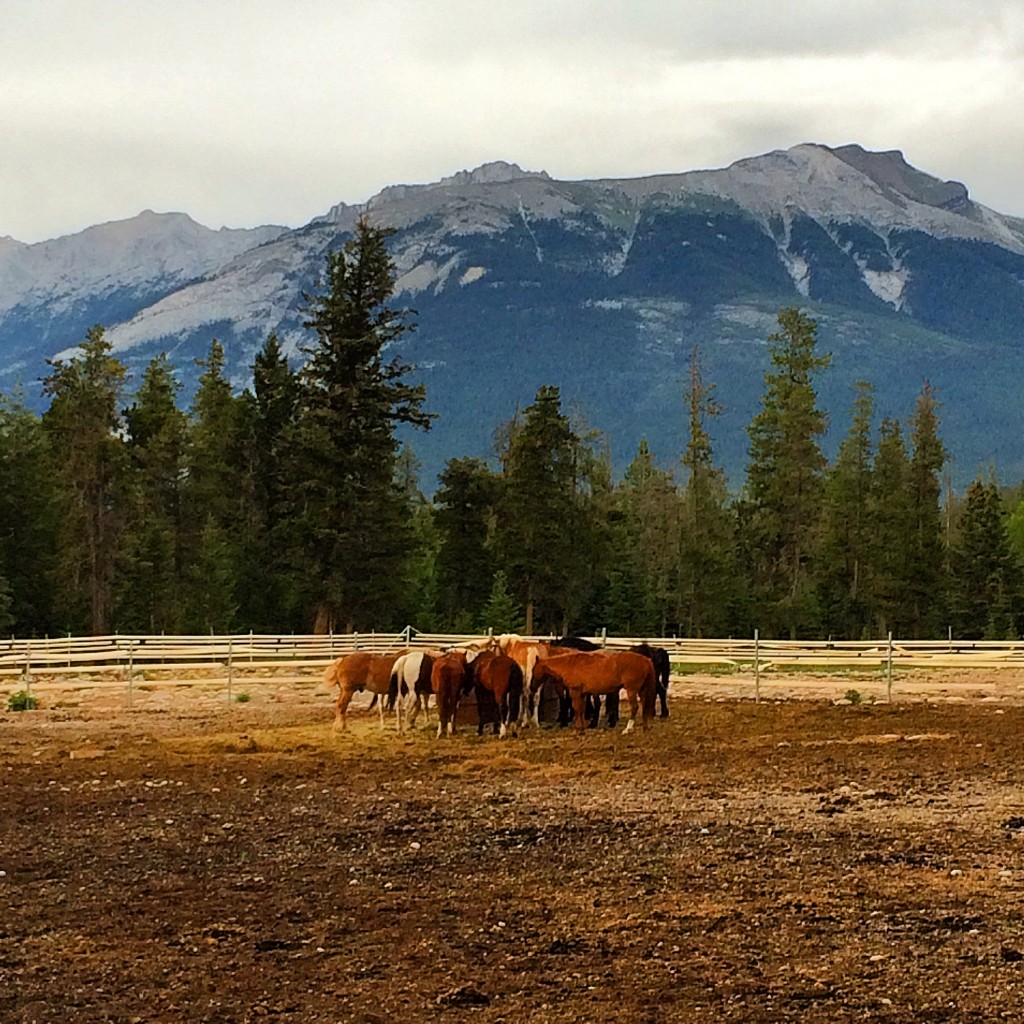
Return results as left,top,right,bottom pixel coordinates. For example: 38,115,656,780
2,219,1022,641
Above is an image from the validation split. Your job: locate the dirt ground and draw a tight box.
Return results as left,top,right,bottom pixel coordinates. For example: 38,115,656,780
3,668,1024,1023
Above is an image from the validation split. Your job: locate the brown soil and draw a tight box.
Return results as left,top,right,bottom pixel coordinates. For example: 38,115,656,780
3,670,1024,1022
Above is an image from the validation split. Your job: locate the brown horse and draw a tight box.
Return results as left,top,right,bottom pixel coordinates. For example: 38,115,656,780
493,635,558,726
529,650,656,733
430,650,473,738
323,650,404,731
468,650,523,738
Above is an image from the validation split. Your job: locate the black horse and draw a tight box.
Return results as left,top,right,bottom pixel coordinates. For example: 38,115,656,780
631,643,671,717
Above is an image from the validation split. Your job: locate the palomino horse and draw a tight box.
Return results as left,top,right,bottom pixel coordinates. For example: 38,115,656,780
390,650,440,733
529,650,656,733
430,650,474,738
323,650,404,731
467,649,523,738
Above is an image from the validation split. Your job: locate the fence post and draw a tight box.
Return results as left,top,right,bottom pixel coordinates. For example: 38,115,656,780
600,627,607,648
227,635,233,703
127,640,134,708
886,631,894,702
354,631,359,651
249,629,254,664
22,642,31,699
754,628,760,704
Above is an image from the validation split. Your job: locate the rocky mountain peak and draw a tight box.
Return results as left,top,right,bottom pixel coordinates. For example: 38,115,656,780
439,161,551,187
826,143,970,211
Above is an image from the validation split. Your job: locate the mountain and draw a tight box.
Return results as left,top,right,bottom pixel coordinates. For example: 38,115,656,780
3,143,1024,489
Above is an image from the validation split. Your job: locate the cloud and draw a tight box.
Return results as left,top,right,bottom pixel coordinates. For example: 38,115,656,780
2,0,1023,241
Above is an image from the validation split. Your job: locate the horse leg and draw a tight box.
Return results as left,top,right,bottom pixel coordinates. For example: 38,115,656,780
585,694,600,729
606,690,620,728
623,689,639,734
569,690,586,732
333,685,356,732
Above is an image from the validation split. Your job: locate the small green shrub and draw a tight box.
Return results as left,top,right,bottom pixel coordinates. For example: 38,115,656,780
7,690,37,712
844,688,863,705
235,692,251,703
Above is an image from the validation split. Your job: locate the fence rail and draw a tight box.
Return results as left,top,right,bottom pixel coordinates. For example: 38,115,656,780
2,626,1024,708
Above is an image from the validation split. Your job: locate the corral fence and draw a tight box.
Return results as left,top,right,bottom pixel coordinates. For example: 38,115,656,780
3,629,1024,707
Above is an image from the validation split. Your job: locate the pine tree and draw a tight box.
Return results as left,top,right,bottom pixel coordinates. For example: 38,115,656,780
42,326,129,634
182,340,244,632
867,418,914,636
677,347,736,636
613,439,678,635
478,570,524,634
494,385,603,635
294,216,432,631
906,382,948,636
950,479,1022,638
119,354,188,632
0,391,59,634
815,380,875,637
434,457,499,628
236,335,302,630
745,308,831,637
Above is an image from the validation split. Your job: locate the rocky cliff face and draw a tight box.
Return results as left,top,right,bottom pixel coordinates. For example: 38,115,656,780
3,144,1023,487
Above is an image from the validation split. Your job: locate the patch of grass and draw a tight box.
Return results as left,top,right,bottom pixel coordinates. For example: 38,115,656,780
671,662,738,677
844,689,864,705
7,690,37,712
235,692,251,703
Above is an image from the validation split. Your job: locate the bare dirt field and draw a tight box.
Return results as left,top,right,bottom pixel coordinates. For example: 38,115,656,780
3,668,1024,1023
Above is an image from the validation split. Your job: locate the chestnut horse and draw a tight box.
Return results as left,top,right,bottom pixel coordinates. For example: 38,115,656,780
529,650,656,733
430,650,474,738
323,650,404,731
468,649,523,738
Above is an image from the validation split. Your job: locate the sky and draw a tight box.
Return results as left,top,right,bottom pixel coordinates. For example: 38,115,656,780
3,0,1023,243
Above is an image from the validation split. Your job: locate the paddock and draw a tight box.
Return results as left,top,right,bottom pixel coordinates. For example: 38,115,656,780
3,668,1024,1022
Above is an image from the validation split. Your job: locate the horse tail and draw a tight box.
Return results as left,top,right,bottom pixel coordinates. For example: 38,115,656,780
389,656,404,707
508,662,523,725
320,658,342,693
642,664,657,720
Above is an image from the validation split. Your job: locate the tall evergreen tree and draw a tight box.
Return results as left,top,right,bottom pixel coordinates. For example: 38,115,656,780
294,216,432,631
494,385,603,635
613,439,678,635
815,380,875,637
236,335,302,630
950,478,1022,638
119,354,188,632
745,308,831,636
867,418,915,636
434,457,499,628
42,326,128,634
182,339,244,632
0,392,59,635
906,382,948,636
677,347,735,636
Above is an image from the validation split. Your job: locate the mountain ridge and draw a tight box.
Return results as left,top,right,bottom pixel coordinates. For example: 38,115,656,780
2,143,1023,489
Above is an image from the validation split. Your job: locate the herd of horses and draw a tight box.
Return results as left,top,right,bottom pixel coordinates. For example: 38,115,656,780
321,635,672,738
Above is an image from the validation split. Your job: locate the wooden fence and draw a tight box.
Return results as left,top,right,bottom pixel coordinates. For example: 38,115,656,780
3,629,1024,705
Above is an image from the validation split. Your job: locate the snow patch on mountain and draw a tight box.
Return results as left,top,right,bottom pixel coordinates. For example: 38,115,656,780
459,266,487,286
862,267,909,308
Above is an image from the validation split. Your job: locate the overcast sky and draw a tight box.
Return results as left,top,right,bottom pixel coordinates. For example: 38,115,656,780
3,0,1022,243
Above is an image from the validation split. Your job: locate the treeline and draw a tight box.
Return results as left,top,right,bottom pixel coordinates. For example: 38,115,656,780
1,220,1023,641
